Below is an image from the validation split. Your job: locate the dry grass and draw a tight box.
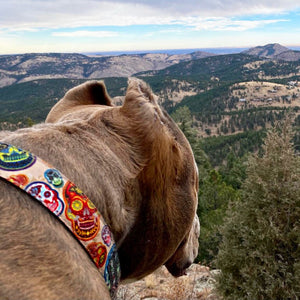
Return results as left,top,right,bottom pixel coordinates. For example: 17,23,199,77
232,81,300,108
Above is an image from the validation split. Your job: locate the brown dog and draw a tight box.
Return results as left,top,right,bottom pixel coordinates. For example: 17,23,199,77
0,79,199,299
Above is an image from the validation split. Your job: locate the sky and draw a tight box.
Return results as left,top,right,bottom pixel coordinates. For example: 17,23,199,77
0,0,300,55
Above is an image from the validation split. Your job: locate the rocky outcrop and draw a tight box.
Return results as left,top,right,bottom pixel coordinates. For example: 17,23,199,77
115,264,221,300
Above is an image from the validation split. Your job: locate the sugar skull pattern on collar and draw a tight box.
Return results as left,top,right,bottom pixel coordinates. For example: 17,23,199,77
0,143,36,171
0,142,121,296
64,181,100,241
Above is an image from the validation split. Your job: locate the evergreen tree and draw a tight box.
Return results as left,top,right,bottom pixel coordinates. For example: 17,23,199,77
171,106,211,173
198,169,239,264
215,122,300,300
220,151,247,189
26,117,35,127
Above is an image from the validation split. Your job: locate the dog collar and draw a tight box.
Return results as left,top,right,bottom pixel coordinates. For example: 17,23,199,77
0,142,121,296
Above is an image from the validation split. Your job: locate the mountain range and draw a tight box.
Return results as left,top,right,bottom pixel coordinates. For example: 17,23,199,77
0,51,213,88
0,43,299,88
0,43,299,165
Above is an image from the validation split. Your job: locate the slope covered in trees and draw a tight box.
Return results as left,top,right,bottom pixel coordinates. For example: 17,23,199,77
0,77,127,125
172,107,300,282
216,122,300,299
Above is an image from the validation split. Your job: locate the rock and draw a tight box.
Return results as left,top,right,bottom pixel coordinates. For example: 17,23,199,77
115,264,221,300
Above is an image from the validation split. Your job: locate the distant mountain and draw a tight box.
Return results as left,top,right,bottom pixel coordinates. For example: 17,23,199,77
0,47,299,146
139,52,300,83
1,44,299,89
243,43,289,57
138,54,263,81
0,51,215,88
274,50,300,61
243,43,300,61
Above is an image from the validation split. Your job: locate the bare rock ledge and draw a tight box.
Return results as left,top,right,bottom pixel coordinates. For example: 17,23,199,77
115,264,221,300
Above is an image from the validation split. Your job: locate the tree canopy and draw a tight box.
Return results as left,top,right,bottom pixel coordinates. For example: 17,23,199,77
215,121,300,299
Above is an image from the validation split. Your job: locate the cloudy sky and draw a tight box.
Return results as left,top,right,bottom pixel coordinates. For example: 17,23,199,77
0,0,300,54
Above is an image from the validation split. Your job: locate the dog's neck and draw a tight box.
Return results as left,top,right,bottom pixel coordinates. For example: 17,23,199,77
0,142,121,296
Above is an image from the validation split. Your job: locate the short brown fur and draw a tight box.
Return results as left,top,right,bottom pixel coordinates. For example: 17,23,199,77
0,79,199,299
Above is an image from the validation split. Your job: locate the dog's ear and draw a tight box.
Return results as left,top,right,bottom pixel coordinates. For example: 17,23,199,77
120,78,183,187
121,78,166,125
46,81,112,123
63,81,112,106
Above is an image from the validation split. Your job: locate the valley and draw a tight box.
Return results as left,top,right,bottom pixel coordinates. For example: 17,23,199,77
0,43,300,163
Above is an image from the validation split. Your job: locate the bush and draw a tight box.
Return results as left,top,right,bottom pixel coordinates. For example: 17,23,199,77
215,121,300,299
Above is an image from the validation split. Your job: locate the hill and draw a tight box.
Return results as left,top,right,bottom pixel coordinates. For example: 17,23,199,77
139,53,300,81
0,51,215,88
0,77,127,127
243,43,300,61
1,49,300,136
275,50,300,61
139,54,261,80
1,43,298,89
0,44,299,163
243,43,289,58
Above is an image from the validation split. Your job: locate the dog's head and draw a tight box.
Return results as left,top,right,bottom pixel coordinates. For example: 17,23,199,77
46,79,199,281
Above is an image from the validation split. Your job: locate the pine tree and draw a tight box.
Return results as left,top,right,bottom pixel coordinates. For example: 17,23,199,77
198,169,239,264
171,106,211,172
215,121,300,299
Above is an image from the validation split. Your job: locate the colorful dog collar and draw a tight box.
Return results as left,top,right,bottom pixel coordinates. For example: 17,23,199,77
0,142,121,296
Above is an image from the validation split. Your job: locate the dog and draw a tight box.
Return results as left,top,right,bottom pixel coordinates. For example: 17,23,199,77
0,79,199,299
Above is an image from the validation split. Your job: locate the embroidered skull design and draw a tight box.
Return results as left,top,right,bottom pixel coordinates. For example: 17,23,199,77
25,181,64,216
44,169,64,188
0,143,36,171
64,181,100,241
7,174,29,187
102,225,112,246
87,242,107,268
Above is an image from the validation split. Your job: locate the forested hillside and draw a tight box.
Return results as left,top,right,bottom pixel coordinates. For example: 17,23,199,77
1,47,300,161
0,77,127,127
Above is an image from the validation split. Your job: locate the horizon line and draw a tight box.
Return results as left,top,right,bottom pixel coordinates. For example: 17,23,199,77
1,44,300,56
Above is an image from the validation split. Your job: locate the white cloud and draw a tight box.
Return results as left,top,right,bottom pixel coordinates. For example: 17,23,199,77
0,0,299,54
0,0,299,31
184,17,288,32
52,31,119,38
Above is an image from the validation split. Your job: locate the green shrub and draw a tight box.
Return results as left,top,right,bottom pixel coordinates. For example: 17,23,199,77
215,121,300,299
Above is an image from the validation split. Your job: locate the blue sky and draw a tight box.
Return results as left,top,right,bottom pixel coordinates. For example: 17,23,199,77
0,0,300,54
